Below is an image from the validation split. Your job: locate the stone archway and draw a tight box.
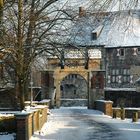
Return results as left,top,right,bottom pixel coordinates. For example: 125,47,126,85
40,46,105,108
53,68,89,107
41,68,105,109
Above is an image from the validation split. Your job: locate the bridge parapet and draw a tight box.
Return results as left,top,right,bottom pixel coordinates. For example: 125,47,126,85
94,100,113,116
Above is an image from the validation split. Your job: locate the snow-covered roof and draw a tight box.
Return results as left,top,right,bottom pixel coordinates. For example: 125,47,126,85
56,0,140,12
104,10,140,47
68,10,140,48
43,0,140,48
3,0,140,50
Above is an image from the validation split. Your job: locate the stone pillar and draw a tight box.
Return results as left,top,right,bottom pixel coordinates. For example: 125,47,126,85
94,100,113,116
15,112,33,140
88,72,96,109
88,71,105,109
132,112,138,122
120,108,125,120
88,88,96,109
113,109,117,118
88,71,95,109
104,101,113,116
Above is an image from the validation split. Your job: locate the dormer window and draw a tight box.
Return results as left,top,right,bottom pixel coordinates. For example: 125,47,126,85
91,25,103,41
91,32,97,40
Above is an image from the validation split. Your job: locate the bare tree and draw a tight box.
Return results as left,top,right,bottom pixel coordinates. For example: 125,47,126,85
0,0,140,110
0,0,74,110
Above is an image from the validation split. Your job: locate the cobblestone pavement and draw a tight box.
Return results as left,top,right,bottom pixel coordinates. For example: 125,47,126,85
34,107,127,140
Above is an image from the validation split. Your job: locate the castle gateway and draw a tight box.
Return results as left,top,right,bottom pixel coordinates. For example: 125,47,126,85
41,46,105,108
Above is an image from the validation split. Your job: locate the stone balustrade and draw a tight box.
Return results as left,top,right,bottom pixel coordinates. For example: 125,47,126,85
94,101,140,122
113,107,140,122
0,105,48,140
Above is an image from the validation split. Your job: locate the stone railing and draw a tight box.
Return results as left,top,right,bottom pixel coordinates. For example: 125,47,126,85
15,105,48,140
94,100,113,116
113,107,140,122
0,105,48,140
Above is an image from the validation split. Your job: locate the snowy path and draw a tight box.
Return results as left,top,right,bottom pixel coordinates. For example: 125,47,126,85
31,107,140,140
1,107,140,140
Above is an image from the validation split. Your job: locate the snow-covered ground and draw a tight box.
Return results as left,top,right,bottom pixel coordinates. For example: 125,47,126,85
1,107,140,140
30,107,140,140
0,133,15,140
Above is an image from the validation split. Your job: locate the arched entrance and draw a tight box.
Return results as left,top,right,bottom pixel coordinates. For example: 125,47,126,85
41,69,105,109
41,46,105,109
60,74,88,107
53,68,89,108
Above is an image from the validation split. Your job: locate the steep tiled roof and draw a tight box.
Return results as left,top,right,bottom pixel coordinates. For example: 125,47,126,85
68,10,140,48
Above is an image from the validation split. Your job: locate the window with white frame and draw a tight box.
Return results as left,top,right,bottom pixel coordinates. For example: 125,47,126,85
117,48,125,58
112,76,116,83
122,69,130,83
119,48,125,56
137,47,140,54
110,68,130,84
111,69,118,83
116,69,119,75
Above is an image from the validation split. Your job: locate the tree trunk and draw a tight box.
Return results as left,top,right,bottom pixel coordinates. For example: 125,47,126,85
0,0,3,23
17,0,25,110
15,77,25,110
19,87,25,111
0,0,3,38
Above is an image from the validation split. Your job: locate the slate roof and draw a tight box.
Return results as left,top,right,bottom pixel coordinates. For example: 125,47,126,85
45,0,140,48
67,10,140,48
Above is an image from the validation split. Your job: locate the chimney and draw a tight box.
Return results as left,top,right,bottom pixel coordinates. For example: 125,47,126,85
79,7,86,17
